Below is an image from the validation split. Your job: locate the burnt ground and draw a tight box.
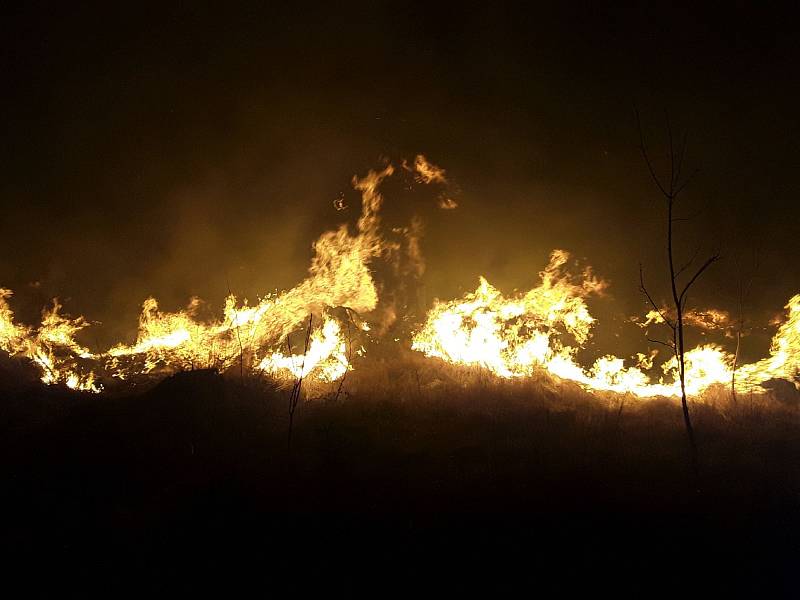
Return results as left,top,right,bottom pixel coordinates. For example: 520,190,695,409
1,368,798,595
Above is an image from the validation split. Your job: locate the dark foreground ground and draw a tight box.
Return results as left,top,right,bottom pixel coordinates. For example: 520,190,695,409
1,367,798,595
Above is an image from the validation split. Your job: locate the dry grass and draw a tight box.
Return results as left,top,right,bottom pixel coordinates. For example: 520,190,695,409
1,354,798,594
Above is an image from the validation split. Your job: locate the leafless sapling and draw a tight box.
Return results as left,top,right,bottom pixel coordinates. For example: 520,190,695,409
636,110,720,478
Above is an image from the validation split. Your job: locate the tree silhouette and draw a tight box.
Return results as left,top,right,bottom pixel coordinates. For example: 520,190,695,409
636,110,720,479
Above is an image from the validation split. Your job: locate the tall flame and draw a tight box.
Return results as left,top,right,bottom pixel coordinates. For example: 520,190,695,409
0,157,440,390
104,164,394,382
1,157,798,400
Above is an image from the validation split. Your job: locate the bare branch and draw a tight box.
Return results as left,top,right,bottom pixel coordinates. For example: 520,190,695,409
647,336,675,351
635,108,671,199
639,263,675,329
675,244,701,278
679,254,721,302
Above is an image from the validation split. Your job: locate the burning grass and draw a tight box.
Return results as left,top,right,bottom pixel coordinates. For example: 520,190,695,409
1,157,797,401
1,154,798,591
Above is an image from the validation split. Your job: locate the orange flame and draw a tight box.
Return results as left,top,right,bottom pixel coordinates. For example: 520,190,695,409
0,157,443,391
1,157,797,400
412,255,800,398
0,290,99,391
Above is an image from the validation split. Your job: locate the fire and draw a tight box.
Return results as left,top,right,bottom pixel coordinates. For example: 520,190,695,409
412,258,800,398
0,290,99,392
738,294,800,389
104,163,397,383
257,315,350,383
411,251,605,379
0,288,28,355
0,157,440,391
0,157,798,400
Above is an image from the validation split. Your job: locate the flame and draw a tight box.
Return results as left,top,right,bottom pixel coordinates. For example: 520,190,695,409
738,294,800,389
411,250,605,377
0,288,29,355
639,306,732,333
0,290,99,391
1,157,798,401
413,255,800,398
0,157,441,391
104,164,395,381
257,315,349,382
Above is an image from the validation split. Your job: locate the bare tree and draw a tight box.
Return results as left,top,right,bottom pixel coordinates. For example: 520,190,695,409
636,110,720,478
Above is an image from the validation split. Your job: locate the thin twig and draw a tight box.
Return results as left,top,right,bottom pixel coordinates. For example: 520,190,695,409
647,337,675,351
639,264,675,329
675,243,702,278
679,254,721,303
287,314,314,451
226,277,245,380
635,108,670,199
333,310,354,402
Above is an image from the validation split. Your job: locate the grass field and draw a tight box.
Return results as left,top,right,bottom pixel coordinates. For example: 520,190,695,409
1,358,798,595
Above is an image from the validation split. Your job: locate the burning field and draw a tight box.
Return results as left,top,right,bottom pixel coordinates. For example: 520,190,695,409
1,157,799,595
1,157,798,402
6,4,800,594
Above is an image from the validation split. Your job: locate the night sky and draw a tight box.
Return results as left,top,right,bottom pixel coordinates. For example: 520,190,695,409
2,4,798,357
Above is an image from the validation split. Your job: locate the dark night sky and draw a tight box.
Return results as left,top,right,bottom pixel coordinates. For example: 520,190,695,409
1,3,798,356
